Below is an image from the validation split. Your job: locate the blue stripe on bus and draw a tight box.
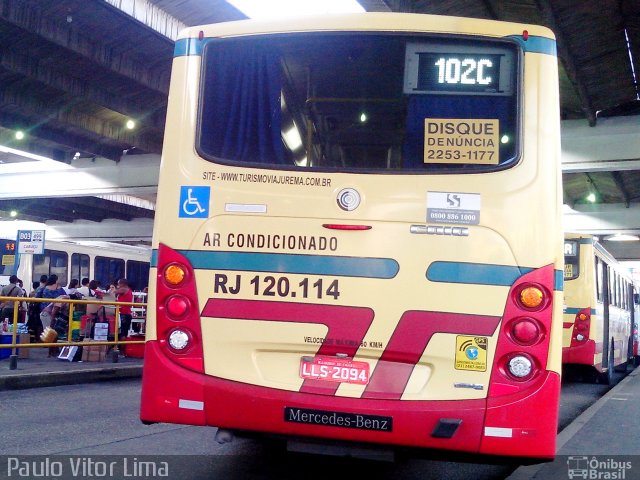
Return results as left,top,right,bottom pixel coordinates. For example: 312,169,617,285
171,250,399,278
176,35,557,58
565,307,597,315
426,261,533,286
555,270,564,292
427,262,563,291
507,35,557,56
174,38,204,57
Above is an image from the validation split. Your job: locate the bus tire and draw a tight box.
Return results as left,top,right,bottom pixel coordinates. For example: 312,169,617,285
598,341,615,385
616,337,632,372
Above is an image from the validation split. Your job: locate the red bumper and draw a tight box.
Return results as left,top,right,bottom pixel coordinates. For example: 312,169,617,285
562,340,596,366
141,341,558,458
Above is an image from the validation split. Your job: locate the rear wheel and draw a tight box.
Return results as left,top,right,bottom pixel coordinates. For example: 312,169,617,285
598,341,615,385
627,337,639,368
615,339,632,373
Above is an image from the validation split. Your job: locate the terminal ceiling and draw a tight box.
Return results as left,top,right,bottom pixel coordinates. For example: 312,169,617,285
0,0,639,256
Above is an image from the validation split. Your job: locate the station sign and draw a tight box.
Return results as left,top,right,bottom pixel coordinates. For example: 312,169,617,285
17,230,45,254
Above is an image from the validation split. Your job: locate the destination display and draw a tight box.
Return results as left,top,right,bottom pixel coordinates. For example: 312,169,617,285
404,41,516,95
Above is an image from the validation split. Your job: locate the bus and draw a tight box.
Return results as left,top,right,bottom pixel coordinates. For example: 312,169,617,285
563,233,636,383
140,13,564,460
0,238,150,292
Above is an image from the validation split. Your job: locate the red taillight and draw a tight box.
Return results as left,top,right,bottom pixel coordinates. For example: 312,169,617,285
155,244,204,372
322,224,372,230
509,318,543,346
166,295,190,319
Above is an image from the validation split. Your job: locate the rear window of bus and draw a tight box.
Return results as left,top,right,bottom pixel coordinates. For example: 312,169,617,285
197,33,520,173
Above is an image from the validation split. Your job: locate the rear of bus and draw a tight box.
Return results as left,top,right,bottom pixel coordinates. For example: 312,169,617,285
141,13,563,459
563,235,598,369
563,234,633,380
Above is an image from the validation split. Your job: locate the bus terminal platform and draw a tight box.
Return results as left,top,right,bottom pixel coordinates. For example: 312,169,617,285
0,347,639,479
0,345,142,391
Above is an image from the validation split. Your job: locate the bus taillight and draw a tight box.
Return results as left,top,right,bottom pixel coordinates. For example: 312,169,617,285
515,284,547,310
155,244,204,372
572,308,591,343
489,266,554,395
506,353,535,380
164,263,187,286
508,317,543,346
166,295,190,318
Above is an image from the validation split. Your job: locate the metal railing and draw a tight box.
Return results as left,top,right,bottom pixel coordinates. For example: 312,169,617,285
0,295,146,369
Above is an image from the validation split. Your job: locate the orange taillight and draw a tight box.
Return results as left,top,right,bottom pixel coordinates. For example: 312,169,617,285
164,264,186,286
519,286,544,309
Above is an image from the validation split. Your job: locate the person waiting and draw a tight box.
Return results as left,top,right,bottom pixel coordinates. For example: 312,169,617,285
77,278,90,297
114,278,133,339
0,275,25,322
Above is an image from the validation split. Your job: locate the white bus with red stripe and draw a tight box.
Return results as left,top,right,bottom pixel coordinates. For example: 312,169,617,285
140,13,563,460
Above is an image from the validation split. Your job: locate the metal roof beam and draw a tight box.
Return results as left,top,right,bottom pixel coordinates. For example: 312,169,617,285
0,49,166,132
45,218,154,243
535,0,597,125
105,0,187,40
610,171,631,207
561,116,640,172
0,0,171,94
0,86,162,155
564,203,640,237
357,0,392,11
0,153,160,200
0,111,124,162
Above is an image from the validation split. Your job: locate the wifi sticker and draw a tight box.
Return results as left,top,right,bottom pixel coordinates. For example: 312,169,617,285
455,336,488,372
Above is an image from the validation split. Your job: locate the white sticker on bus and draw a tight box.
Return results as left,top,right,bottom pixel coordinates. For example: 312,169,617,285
427,191,481,225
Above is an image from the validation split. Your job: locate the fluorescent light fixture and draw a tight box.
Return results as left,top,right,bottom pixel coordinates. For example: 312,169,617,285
0,144,73,172
604,234,640,242
283,124,302,150
227,0,364,19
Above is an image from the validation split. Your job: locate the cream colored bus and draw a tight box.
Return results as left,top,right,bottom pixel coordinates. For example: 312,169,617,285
140,13,563,460
563,233,635,384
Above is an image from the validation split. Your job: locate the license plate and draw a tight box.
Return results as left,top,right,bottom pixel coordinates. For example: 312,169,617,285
299,355,370,385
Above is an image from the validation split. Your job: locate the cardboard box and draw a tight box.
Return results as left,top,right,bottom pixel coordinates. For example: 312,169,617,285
18,333,30,359
81,339,107,362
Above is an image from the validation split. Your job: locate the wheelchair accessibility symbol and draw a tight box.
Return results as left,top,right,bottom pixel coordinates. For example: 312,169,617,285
179,186,210,218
